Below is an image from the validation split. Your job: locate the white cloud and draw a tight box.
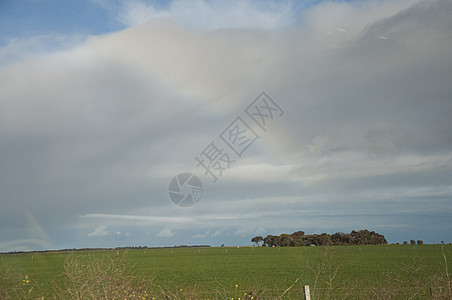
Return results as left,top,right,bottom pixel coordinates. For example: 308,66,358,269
87,225,109,237
191,231,210,239
156,227,175,238
117,0,295,29
303,0,418,37
81,214,195,224
0,34,89,65
307,135,339,156
116,231,131,236
234,227,265,237
211,229,225,237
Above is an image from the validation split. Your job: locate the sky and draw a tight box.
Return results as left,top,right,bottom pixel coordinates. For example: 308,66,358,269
0,0,451,252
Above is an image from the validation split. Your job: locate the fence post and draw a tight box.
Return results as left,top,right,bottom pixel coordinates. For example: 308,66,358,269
303,285,311,300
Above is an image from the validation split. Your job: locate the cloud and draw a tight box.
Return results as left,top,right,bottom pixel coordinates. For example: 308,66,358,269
191,231,210,239
116,231,131,236
0,0,452,250
116,0,295,29
234,227,265,237
156,227,175,238
87,225,109,237
81,214,196,224
211,229,225,237
302,0,418,36
0,34,88,64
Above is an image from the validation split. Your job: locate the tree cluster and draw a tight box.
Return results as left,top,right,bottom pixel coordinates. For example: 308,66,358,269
252,230,388,247
402,240,423,245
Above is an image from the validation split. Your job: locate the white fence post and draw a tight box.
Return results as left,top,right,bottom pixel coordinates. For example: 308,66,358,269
303,285,311,300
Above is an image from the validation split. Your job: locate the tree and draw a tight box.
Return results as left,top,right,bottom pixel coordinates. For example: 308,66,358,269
251,236,264,246
280,234,294,247
290,231,305,246
410,240,416,245
258,230,387,247
264,235,278,247
263,235,272,247
319,233,332,246
416,240,423,245
403,241,408,245
291,231,305,239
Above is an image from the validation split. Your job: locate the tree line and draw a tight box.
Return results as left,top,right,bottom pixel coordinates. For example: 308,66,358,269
252,230,388,247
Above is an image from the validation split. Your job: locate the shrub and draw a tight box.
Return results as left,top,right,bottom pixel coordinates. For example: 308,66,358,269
53,251,152,299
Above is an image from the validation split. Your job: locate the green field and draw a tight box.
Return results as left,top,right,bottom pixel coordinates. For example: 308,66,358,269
1,245,451,299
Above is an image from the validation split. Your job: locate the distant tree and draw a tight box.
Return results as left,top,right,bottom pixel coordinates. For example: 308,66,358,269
403,241,408,245
273,235,282,247
290,231,305,246
332,232,348,245
410,240,416,245
416,240,423,245
263,235,276,247
251,236,264,246
319,233,332,246
280,234,294,247
291,231,305,239
260,230,387,247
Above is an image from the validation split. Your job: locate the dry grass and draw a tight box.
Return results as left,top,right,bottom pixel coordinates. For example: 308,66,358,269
53,251,152,299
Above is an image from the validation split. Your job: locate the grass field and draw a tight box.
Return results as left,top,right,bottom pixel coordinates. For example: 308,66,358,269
1,244,451,299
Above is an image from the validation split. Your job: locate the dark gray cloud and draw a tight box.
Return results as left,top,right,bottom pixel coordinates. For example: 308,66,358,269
0,0,451,251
